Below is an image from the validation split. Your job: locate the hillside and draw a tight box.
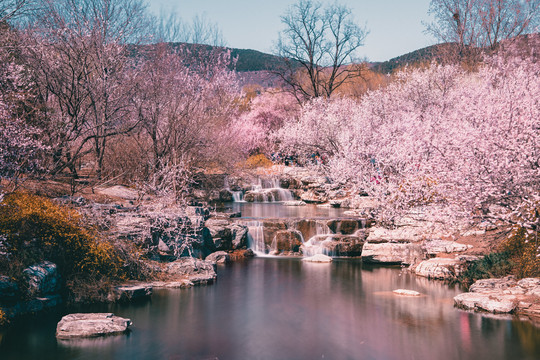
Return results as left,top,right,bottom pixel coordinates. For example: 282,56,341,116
372,33,540,74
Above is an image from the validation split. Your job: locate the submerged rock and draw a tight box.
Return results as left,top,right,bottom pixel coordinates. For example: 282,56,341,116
302,254,333,263
56,313,132,339
393,289,422,296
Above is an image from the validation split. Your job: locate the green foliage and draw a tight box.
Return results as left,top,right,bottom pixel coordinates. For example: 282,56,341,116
458,252,513,288
0,192,125,282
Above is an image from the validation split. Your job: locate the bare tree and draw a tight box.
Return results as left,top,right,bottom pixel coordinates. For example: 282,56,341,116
275,0,368,100
0,0,30,22
150,10,226,46
23,0,147,179
426,0,540,58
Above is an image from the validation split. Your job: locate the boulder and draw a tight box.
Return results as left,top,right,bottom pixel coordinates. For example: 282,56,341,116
454,293,517,313
96,185,138,200
414,258,463,280
361,242,424,265
113,285,152,302
166,258,217,285
273,230,303,252
56,313,132,339
422,239,471,255
326,219,367,235
454,276,540,315
300,190,327,204
302,254,333,263
206,251,230,264
23,261,61,296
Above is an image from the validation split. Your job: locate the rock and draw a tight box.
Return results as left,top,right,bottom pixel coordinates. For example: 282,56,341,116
166,258,217,285
329,200,342,208
56,313,132,339
300,190,327,204
303,234,364,257
414,258,463,280
96,185,138,200
113,285,152,302
422,239,471,255
366,227,427,243
158,239,170,252
454,293,517,313
219,189,233,202
23,261,61,297
206,251,230,264
361,242,424,265
326,219,367,235
283,200,307,206
0,275,19,303
393,289,421,296
454,276,540,316
302,254,333,263
273,230,303,252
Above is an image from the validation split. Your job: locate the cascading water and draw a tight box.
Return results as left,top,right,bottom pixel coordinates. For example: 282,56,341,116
244,220,267,256
245,177,294,202
300,221,335,257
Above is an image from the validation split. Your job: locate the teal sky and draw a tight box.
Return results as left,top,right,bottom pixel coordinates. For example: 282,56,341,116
147,0,435,62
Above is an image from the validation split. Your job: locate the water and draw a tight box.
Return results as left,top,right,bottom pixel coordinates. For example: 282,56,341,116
228,202,347,219
1,259,539,360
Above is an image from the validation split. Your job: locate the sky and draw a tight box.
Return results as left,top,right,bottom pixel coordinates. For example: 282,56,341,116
147,0,436,62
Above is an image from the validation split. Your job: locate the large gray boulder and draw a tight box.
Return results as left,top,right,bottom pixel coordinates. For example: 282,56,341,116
23,261,61,296
361,242,424,265
166,258,217,285
454,276,540,315
56,313,132,339
414,258,464,280
206,251,230,264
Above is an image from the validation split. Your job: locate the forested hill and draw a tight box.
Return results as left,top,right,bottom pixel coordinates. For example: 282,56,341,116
372,33,540,74
148,33,539,75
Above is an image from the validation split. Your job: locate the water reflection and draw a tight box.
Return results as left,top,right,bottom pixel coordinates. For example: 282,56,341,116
229,202,347,219
1,258,539,360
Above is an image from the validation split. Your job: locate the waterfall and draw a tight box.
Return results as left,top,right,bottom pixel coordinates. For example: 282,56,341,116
300,221,334,257
244,220,267,255
245,177,294,202
232,191,244,202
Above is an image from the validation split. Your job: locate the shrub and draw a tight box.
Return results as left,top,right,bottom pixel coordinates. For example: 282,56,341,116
242,154,273,169
0,192,125,283
0,307,7,326
458,252,513,288
501,226,540,278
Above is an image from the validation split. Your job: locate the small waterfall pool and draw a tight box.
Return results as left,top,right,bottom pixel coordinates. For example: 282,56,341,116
2,259,539,360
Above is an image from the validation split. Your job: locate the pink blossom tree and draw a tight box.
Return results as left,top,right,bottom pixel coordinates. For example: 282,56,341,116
232,90,299,156
277,56,539,226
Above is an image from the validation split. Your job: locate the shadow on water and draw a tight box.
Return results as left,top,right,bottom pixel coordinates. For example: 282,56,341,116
1,258,540,360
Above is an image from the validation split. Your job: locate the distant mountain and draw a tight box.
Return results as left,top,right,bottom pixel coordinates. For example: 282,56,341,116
372,33,540,74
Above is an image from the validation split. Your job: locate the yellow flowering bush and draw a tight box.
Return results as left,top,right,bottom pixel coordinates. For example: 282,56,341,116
0,192,124,281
